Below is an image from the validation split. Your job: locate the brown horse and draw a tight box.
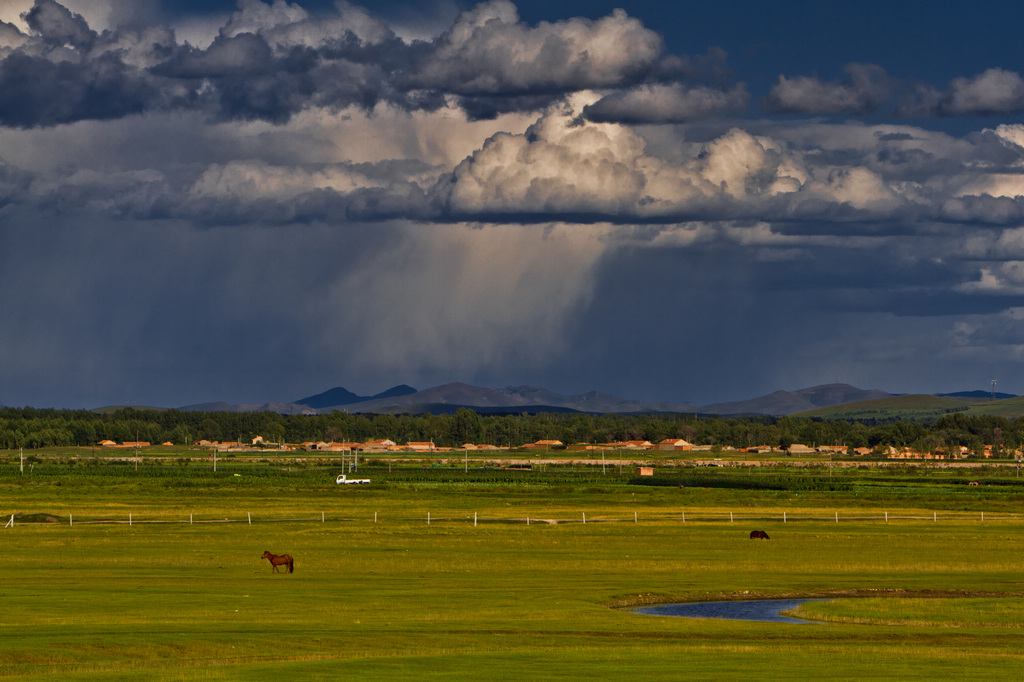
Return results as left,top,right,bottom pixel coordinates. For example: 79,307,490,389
749,530,770,540
261,550,294,573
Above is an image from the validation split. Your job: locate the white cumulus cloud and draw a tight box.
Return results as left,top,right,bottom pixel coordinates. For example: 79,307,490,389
761,63,891,115
409,0,662,94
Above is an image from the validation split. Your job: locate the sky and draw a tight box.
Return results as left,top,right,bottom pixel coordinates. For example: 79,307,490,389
3,1,1024,409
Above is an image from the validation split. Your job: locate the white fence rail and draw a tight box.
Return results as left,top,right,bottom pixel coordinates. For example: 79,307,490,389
4,510,1020,527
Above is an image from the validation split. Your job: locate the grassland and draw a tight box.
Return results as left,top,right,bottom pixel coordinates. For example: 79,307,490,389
794,394,975,421
2,451,1023,679
794,392,1024,421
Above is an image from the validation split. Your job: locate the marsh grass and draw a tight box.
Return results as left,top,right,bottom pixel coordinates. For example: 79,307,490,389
797,597,1024,628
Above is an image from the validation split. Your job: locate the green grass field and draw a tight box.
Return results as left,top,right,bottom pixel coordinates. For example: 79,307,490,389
2,456,1023,679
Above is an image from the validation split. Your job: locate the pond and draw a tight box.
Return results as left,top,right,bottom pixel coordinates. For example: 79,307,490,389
635,599,823,624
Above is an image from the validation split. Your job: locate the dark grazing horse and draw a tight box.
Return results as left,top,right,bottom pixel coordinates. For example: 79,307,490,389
749,530,770,540
261,550,294,573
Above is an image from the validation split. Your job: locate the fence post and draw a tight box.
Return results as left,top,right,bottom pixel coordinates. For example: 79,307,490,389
730,512,733,523
784,512,787,523
582,512,586,524
190,513,193,525
885,511,888,523
934,511,937,522
982,511,984,522
248,512,251,525
634,511,637,524
129,513,132,527
681,511,685,523
5,514,12,528
835,511,839,523
374,511,377,523
322,512,325,523
428,512,430,525
70,513,72,527
474,512,477,527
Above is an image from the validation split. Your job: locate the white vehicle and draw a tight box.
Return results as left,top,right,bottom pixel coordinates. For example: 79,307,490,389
336,474,370,484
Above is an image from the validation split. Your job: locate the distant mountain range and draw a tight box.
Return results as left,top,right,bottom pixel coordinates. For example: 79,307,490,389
301,382,702,415
294,384,418,409
59,382,1023,417
169,381,1010,417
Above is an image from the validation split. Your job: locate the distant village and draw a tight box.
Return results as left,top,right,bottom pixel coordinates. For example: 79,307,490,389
94,437,1016,460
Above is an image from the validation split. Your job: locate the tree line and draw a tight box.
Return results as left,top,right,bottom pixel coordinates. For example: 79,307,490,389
0,407,1021,457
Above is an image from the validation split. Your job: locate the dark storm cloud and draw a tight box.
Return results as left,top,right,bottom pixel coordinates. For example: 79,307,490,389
0,152,438,226
154,31,275,78
4,2,1022,128
0,0,682,127
939,194,1024,226
556,225,1024,402
0,51,158,127
23,0,94,50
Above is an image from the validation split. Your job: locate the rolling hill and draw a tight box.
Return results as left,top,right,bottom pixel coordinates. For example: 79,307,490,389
701,384,893,416
793,394,1024,421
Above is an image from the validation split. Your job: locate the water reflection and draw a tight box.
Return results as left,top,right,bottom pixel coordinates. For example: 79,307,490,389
635,599,822,624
